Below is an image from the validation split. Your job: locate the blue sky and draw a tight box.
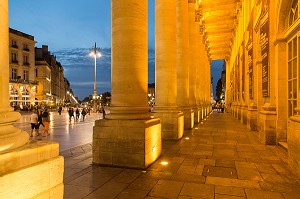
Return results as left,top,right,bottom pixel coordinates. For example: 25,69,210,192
9,0,222,100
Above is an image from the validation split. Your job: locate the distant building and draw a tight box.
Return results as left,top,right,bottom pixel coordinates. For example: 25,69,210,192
35,45,77,105
148,83,155,106
9,28,37,108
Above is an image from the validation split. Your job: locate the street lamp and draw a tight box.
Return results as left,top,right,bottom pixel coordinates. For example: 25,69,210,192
89,42,101,112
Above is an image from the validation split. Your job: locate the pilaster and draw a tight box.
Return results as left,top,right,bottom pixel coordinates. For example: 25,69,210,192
247,103,258,131
258,103,277,145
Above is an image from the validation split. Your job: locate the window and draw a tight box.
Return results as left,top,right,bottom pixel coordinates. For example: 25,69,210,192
11,52,17,63
11,68,17,79
23,44,29,51
288,36,298,117
288,0,299,27
23,70,29,81
23,55,29,65
11,40,17,48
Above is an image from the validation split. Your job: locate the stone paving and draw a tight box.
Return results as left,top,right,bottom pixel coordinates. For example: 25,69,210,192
62,111,300,199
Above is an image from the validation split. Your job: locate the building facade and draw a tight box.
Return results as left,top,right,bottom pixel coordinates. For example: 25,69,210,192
9,28,37,109
35,45,75,106
225,0,300,176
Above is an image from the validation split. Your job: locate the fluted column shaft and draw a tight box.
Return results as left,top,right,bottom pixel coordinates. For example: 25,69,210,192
176,0,189,107
0,0,29,152
108,0,150,120
188,2,197,108
195,28,201,107
155,0,177,108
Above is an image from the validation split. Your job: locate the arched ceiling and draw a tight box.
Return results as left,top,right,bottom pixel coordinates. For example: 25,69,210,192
197,0,241,60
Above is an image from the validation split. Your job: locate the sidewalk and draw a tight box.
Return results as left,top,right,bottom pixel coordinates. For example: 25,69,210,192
62,111,300,199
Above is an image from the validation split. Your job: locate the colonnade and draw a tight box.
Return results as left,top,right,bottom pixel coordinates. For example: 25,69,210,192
93,0,211,169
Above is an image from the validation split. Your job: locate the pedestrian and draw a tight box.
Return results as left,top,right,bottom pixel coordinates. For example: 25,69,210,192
82,108,87,121
37,110,44,128
29,110,38,137
42,109,50,136
68,107,74,122
75,108,80,121
58,106,62,115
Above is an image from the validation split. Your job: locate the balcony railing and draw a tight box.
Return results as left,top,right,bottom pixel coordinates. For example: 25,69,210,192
11,60,19,64
9,79,38,85
11,44,18,49
23,48,30,52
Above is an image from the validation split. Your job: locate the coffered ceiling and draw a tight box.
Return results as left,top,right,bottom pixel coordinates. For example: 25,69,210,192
197,0,241,60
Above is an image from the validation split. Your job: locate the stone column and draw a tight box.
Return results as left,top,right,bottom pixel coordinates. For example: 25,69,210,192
188,1,197,122
194,25,201,124
0,0,28,153
0,2,64,198
177,0,194,129
154,0,184,140
93,0,161,169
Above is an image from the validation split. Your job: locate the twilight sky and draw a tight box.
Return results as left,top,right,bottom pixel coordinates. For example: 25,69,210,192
9,0,222,100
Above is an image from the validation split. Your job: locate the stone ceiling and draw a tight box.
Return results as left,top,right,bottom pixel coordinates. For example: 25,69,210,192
197,0,241,60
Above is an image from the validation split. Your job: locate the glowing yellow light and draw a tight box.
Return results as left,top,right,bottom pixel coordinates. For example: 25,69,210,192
161,161,168,165
195,127,199,130
185,137,190,140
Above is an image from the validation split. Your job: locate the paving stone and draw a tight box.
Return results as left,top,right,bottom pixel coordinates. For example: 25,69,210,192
206,176,260,189
177,165,196,174
215,159,236,168
171,173,205,184
182,158,199,166
215,185,245,197
203,165,238,179
84,181,128,199
194,164,204,175
149,180,184,198
255,163,278,174
215,194,245,199
64,184,96,199
260,173,286,183
127,177,158,191
236,168,262,181
116,188,149,199
139,170,173,180
180,182,214,199
272,164,291,173
245,189,285,199
235,161,256,169
198,158,216,166
111,169,141,184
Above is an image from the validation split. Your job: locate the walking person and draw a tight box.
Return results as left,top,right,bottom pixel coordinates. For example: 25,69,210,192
75,108,80,121
29,110,38,137
82,108,87,121
68,107,74,122
58,106,62,115
42,109,50,137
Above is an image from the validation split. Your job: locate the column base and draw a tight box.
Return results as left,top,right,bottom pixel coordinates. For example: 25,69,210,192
241,104,248,125
0,141,64,199
288,115,300,176
259,104,277,145
247,104,258,131
237,104,242,120
180,107,194,130
194,108,200,124
93,118,161,169
153,110,184,140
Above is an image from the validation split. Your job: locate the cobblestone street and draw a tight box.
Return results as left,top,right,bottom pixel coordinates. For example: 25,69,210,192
62,111,300,199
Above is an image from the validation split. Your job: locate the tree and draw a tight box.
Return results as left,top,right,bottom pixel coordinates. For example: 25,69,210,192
216,78,223,102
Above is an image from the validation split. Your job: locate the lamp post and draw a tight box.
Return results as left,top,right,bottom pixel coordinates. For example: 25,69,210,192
89,42,101,112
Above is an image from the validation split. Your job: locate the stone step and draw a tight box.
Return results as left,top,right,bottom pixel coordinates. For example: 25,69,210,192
278,141,288,151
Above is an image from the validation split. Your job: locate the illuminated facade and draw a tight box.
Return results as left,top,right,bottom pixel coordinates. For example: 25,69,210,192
220,0,300,176
9,28,37,108
35,45,76,105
